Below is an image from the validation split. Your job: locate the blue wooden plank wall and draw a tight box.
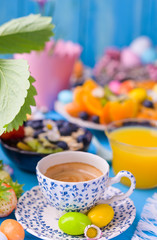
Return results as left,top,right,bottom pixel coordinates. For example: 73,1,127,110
0,0,157,67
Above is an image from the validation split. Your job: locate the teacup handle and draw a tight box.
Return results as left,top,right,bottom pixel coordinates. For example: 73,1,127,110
99,171,136,204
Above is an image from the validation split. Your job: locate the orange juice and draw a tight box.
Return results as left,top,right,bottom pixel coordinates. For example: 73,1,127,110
108,126,157,189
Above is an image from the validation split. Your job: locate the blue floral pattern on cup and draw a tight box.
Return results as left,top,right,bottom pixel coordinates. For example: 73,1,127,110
37,168,109,212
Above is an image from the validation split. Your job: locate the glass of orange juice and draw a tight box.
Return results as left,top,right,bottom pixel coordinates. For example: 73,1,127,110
105,119,157,189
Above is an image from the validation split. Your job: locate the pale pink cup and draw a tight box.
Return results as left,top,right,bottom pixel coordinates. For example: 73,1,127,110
14,40,82,110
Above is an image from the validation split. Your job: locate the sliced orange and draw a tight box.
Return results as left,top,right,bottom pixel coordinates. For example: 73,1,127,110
83,79,98,91
109,99,137,121
73,86,84,104
65,102,84,117
100,102,111,124
83,93,103,116
136,80,156,90
137,107,157,120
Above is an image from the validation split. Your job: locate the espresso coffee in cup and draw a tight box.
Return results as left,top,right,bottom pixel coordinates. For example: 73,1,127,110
44,162,103,182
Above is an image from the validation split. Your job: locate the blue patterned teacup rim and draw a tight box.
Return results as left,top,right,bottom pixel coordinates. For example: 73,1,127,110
36,151,109,184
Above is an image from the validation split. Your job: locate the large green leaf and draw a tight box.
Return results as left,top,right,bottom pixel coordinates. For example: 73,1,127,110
0,14,54,54
0,59,30,134
6,76,37,132
1,75,36,133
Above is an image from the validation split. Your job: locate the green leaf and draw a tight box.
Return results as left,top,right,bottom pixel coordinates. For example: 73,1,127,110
0,14,54,54
0,59,30,135
6,76,37,132
0,182,11,201
8,180,24,199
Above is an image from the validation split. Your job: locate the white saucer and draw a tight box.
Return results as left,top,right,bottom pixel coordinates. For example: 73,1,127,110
15,186,136,240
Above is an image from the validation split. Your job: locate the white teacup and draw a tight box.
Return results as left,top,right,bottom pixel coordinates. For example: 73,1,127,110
36,151,136,213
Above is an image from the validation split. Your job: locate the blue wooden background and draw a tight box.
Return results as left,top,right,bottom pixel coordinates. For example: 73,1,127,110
0,0,157,67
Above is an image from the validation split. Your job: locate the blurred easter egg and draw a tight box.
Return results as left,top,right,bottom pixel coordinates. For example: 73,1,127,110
130,36,152,56
141,48,157,64
0,232,8,240
121,48,141,68
87,204,114,228
109,80,121,94
58,212,91,235
0,219,25,240
58,90,73,104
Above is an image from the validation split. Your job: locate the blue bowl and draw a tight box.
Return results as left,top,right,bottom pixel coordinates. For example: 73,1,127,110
1,122,92,173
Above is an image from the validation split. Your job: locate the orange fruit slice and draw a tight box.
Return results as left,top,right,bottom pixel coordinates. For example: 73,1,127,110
109,99,137,121
83,79,98,91
100,102,111,124
73,86,87,111
83,93,103,116
65,102,84,117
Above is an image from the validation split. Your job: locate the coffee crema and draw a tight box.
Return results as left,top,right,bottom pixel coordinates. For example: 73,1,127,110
44,162,103,182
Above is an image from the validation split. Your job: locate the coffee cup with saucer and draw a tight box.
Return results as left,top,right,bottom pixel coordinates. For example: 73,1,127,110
15,151,136,240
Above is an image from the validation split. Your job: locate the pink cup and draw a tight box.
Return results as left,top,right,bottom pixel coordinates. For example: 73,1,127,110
14,40,82,110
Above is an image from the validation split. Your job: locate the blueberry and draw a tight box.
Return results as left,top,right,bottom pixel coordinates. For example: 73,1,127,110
91,115,100,123
63,122,79,132
26,120,44,129
71,81,84,88
57,141,69,150
33,129,45,138
143,100,154,108
79,112,89,120
77,135,89,146
59,127,72,136
123,120,151,127
56,120,65,129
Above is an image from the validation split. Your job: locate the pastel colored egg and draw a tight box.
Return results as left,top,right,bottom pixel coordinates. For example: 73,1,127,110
58,212,91,235
141,48,157,64
109,80,121,94
121,48,141,68
130,36,152,56
0,219,25,240
0,232,8,240
87,204,114,228
58,90,73,104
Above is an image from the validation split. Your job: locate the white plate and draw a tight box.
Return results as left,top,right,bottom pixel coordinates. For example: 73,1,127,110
15,186,136,240
54,101,106,131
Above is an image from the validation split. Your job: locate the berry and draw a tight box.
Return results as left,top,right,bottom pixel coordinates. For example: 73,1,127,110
59,127,72,136
71,81,84,88
91,115,100,123
25,120,43,129
79,112,89,120
0,183,17,217
143,100,154,108
77,135,88,146
33,129,45,138
1,126,24,140
57,141,69,150
56,120,65,129
63,122,79,132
